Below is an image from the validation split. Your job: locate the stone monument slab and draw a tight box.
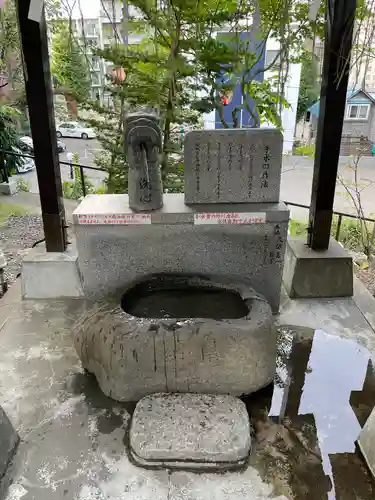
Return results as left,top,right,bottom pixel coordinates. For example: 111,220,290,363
184,128,282,204
129,393,251,470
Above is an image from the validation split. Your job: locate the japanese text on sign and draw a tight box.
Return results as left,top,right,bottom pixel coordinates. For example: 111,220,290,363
77,214,151,225
261,144,270,189
269,223,284,263
194,212,266,225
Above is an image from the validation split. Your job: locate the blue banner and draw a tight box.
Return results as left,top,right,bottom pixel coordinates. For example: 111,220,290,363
215,31,265,129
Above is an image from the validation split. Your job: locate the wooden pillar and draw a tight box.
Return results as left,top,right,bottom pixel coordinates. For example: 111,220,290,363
16,1,67,252
308,0,356,250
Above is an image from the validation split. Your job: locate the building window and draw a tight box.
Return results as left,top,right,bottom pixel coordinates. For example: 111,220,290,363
85,21,98,36
91,72,101,86
265,50,280,70
346,104,370,120
91,56,100,70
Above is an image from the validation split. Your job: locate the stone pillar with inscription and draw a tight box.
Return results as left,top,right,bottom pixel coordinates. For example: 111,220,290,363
183,128,289,311
125,113,163,212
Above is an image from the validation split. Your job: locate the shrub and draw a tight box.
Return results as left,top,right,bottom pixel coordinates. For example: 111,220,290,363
294,144,315,157
62,156,95,200
16,178,30,192
289,216,374,252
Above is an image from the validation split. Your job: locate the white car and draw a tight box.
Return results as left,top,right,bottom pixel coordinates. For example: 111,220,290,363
56,122,96,139
11,148,35,174
19,136,33,150
19,136,66,154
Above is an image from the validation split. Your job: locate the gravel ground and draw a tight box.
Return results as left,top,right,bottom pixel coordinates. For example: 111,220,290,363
356,267,375,296
0,215,44,287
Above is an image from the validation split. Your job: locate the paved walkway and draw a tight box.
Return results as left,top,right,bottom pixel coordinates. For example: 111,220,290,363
0,280,374,499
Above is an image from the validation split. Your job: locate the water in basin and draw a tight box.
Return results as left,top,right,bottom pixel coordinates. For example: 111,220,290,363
121,276,249,319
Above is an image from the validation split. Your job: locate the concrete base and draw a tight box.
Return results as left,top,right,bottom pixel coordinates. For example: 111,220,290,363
283,238,353,298
358,406,375,479
73,193,289,312
0,181,17,196
0,406,19,480
22,243,84,299
129,393,251,471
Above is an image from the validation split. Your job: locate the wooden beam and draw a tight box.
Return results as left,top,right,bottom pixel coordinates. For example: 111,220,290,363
308,0,356,250
16,1,67,252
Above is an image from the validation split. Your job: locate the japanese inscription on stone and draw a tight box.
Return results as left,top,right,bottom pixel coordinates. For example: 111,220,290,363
194,212,266,225
184,128,282,204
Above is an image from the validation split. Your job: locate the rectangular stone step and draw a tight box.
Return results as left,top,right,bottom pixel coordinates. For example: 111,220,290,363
129,393,251,471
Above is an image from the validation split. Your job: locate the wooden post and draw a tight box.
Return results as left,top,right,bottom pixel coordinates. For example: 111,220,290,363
16,1,67,252
308,0,356,250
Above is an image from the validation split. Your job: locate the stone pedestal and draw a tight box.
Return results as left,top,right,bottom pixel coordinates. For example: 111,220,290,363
22,243,84,299
129,393,251,470
0,181,17,196
73,193,289,312
283,238,353,298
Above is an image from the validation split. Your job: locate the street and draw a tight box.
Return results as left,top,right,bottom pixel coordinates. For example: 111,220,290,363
14,138,375,222
14,138,106,193
281,155,375,220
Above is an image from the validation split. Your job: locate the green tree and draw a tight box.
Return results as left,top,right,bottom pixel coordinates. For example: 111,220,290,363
296,53,320,123
51,22,91,116
0,104,23,176
0,0,25,101
83,0,324,193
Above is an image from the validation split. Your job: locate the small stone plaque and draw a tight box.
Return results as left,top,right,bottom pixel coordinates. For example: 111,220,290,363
184,128,282,204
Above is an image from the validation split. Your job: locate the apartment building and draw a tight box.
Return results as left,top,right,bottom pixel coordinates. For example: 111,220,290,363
348,18,375,90
70,17,104,101
67,1,142,103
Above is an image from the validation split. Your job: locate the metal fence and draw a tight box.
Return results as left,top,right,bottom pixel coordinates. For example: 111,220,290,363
284,201,375,242
0,148,103,197
1,148,375,243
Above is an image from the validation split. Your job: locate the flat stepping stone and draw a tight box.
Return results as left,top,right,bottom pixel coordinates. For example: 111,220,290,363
129,393,251,471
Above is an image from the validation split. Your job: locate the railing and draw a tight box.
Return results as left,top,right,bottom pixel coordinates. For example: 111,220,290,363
1,148,375,243
284,201,375,242
0,148,103,197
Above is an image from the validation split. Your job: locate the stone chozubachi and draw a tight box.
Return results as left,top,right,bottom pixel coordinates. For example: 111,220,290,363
73,274,275,402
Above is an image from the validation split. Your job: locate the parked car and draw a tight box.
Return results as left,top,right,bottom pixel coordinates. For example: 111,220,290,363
56,139,66,153
19,136,66,154
56,122,96,139
11,147,35,174
19,136,33,153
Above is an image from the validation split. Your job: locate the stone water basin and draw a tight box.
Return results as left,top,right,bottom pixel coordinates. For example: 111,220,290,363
73,273,276,401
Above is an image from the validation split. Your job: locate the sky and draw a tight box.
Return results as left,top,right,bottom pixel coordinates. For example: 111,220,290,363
65,0,101,18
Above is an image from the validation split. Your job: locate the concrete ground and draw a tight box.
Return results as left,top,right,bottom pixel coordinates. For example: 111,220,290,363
0,279,375,499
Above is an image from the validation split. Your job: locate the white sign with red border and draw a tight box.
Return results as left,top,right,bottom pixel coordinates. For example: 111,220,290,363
194,213,266,225
77,214,151,225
